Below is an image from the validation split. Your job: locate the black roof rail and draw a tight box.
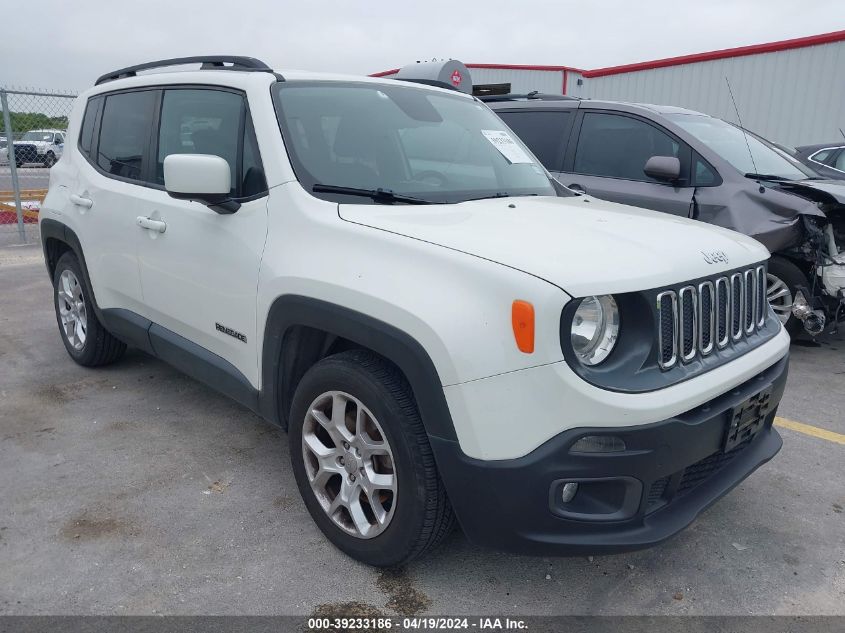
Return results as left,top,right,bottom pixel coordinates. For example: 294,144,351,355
95,55,278,86
478,92,580,102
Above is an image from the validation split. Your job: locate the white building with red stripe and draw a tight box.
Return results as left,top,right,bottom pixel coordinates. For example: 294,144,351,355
372,30,845,146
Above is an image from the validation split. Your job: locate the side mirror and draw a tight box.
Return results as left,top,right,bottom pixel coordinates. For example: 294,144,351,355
163,154,239,214
643,156,681,183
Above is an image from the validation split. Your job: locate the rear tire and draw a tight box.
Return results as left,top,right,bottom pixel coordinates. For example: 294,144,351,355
767,255,808,336
289,349,454,566
53,252,126,367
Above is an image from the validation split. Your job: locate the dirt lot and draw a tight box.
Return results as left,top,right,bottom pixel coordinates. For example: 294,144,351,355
1,244,843,616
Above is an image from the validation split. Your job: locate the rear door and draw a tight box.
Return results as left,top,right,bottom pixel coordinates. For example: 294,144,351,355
133,86,269,385
72,89,157,315
559,110,695,217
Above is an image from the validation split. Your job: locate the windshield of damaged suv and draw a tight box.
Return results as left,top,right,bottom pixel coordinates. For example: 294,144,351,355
668,114,813,181
273,81,557,204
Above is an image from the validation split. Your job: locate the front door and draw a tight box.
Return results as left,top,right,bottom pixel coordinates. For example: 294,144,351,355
134,87,269,386
557,111,695,217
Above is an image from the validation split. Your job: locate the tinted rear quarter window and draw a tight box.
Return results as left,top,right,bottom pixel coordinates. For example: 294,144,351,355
97,91,157,180
78,97,100,157
497,110,570,170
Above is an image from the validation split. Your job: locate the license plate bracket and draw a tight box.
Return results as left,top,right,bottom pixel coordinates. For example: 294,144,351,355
724,387,772,452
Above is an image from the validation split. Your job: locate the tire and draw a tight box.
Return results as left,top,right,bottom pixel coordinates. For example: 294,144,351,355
53,252,126,367
43,152,56,168
15,160,23,169
289,349,454,566
767,255,808,336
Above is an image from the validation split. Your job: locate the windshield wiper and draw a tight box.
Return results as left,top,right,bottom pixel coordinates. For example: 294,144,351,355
312,184,433,205
744,173,791,182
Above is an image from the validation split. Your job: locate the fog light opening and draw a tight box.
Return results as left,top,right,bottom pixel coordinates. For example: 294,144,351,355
560,482,579,503
570,435,627,453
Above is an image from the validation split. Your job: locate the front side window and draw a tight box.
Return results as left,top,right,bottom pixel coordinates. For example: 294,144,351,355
496,110,571,170
55,133,64,144
833,151,845,172
573,112,680,182
273,81,556,204
97,90,157,180
668,114,814,180
155,88,265,198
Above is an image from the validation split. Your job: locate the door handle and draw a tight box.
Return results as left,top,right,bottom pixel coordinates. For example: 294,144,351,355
567,183,586,195
136,216,167,233
69,194,93,208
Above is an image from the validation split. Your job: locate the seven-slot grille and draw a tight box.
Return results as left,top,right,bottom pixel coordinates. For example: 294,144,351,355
657,266,767,370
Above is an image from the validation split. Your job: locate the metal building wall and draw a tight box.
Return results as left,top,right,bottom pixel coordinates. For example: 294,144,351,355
467,68,567,95
582,40,845,147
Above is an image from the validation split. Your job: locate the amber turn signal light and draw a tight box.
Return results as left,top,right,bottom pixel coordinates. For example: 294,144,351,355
511,300,535,353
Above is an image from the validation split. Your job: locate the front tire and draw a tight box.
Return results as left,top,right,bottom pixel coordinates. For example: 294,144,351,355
43,152,56,168
289,350,454,566
767,256,808,336
53,252,126,366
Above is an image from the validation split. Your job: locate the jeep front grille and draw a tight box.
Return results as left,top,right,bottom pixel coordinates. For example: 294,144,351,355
657,266,767,370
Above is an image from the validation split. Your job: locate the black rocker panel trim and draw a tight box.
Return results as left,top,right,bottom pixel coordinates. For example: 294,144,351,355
260,295,457,441
148,323,259,413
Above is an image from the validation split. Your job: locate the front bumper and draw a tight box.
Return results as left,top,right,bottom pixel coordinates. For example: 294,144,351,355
431,353,788,555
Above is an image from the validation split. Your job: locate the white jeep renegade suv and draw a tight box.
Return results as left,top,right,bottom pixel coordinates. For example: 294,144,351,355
40,56,790,566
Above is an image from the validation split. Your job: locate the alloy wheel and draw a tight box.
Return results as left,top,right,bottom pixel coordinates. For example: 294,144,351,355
767,272,794,324
57,269,87,350
301,390,397,539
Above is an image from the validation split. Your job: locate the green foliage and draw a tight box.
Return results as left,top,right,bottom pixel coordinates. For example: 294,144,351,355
0,112,69,135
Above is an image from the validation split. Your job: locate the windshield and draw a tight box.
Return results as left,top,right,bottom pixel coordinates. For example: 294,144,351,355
667,114,813,181
273,81,557,204
21,131,54,142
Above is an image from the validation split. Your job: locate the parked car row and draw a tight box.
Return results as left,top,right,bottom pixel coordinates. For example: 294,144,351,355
0,129,66,168
480,92,845,337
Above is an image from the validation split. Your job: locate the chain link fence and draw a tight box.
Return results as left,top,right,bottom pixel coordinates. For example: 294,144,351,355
1,87,77,244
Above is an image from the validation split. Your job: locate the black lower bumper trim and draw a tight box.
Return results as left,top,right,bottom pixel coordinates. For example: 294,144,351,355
431,354,788,555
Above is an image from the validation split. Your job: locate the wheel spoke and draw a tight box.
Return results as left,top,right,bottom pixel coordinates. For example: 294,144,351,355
310,408,345,447
347,496,372,536
768,287,791,301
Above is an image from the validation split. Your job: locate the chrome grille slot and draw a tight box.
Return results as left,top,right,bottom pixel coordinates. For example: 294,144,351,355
657,291,678,370
744,269,756,334
679,286,697,362
656,265,768,371
756,266,767,327
715,277,730,348
730,273,744,341
698,281,715,355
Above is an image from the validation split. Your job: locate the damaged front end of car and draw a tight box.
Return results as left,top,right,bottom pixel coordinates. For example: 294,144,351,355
695,179,845,335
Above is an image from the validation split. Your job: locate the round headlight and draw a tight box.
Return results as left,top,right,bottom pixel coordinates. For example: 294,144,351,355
570,295,620,366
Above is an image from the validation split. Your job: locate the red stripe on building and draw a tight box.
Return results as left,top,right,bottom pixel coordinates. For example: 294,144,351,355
582,29,845,78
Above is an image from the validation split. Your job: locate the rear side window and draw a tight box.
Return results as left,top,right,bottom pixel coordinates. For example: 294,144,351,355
574,112,680,182
155,88,265,197
78,97,101,158
97,91,157,181
497,110,570,170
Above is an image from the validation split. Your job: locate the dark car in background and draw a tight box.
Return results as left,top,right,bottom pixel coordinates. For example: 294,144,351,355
793,143,845,180
486,96,845,335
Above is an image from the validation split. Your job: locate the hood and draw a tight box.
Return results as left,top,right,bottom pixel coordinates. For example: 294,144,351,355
777,179,845,206
339,195,769,296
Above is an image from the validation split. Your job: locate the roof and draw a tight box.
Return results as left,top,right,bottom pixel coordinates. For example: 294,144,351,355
371,29,845,80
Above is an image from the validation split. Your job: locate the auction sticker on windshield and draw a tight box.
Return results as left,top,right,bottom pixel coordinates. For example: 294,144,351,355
481,130,534,164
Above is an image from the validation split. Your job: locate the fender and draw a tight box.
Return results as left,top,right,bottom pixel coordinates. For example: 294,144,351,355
259,295,458,442
40,218,155,354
